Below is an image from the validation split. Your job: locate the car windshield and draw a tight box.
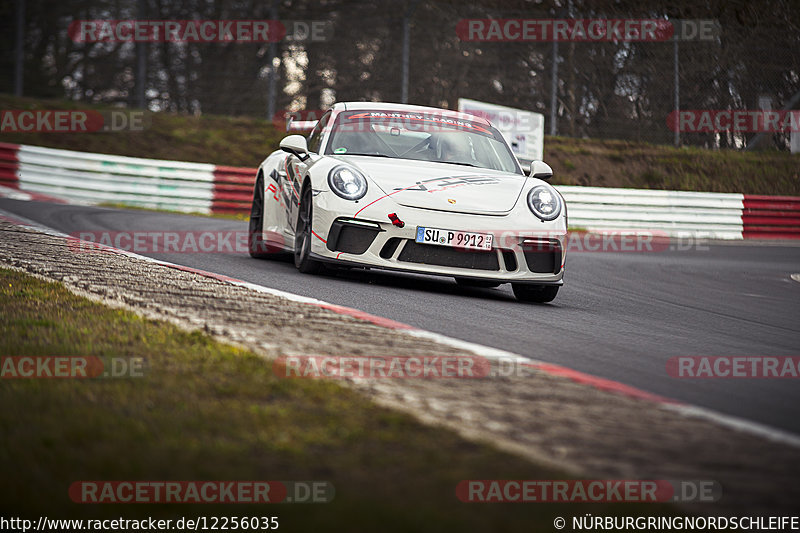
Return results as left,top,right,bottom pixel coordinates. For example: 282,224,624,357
324,110,522,174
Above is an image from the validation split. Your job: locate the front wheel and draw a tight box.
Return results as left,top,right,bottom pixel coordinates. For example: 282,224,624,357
512,284,559,303
294,186,323,274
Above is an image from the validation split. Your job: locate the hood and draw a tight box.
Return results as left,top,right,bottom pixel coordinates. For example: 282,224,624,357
335,156,527,215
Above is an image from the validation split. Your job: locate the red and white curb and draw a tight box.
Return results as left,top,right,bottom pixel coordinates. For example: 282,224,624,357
0,184,68,204
1,206,799,449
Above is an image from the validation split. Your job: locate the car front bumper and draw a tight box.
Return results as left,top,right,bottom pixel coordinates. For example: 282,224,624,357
309,192,566,284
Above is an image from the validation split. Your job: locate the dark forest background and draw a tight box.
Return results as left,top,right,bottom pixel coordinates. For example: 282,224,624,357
1,0,798,149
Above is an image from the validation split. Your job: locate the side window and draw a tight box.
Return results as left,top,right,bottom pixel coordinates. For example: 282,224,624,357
307,111,331,154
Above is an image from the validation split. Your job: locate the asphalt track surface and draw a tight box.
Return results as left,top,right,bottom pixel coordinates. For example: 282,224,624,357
2,198,799,435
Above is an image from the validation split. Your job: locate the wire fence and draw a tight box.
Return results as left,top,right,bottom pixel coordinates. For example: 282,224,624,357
1,0,798,151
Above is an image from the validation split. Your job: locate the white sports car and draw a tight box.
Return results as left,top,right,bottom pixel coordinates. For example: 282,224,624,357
248,102,566,303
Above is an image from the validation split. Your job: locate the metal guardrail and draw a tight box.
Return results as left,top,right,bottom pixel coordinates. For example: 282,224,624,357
1,142,217,213
211,166,256,214
556,186,745,239
742,195,800,239
0,142,797,239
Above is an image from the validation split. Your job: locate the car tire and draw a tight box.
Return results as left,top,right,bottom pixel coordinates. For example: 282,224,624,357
454,277,502,289
512,284,559,303
248,173,275,259
294,185,323,274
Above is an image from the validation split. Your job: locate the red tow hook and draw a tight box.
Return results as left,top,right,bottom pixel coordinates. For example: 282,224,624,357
388,213,405,228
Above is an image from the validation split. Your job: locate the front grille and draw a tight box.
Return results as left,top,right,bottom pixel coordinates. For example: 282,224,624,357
501,249,518,271
327,220,380,255
397,241,500,271
522,240,561,274
380,238,402,259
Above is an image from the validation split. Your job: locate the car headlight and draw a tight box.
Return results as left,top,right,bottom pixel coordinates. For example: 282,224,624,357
328,166,368,201
527,185,562,221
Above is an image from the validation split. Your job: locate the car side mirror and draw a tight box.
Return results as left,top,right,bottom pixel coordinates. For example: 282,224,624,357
529,160,553,181
280,135,310,161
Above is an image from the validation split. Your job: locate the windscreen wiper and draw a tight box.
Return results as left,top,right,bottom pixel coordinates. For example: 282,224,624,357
443,161,480,168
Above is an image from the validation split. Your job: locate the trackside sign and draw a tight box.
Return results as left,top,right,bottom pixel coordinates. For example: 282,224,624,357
457,98,544,161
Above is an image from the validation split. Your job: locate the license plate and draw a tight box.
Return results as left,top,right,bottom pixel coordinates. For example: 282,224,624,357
415,227,493,250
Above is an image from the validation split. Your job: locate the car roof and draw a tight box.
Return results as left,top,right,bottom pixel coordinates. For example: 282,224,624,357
333,101,492,126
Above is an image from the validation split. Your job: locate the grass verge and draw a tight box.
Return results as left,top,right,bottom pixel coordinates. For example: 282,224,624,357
0,94,284,167
0,268,675,531
546,136,800,195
